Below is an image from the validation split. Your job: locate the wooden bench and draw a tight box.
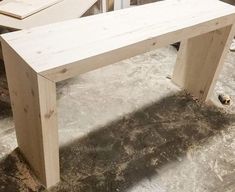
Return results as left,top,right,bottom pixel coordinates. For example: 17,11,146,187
1,0,235,188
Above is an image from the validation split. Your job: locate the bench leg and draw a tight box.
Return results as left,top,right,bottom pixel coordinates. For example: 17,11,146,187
172,25,235,102
114,0,130,10
2,42,60,188
100,0,107,12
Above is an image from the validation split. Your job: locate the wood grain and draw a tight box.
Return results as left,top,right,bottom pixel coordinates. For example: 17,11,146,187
114,0,130,10
0,0,62,19
0,0,98,29
1,0,235,82
172,25,235,102
1,0,235,188
2,41,59,188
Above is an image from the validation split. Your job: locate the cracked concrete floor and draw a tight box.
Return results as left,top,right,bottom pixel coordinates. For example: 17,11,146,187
0,45,234,192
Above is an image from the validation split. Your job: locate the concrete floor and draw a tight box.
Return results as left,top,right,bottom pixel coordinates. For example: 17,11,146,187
0,44,234,192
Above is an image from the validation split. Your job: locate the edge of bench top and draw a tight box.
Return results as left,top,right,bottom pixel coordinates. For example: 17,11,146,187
1,0,235,82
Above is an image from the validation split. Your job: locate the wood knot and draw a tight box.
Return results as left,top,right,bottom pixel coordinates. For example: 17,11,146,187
60,68,68,74
44,110,55,119
31,89,35,96
24,106,29,113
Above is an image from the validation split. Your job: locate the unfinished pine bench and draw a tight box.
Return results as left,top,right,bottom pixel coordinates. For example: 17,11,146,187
1,0,235,188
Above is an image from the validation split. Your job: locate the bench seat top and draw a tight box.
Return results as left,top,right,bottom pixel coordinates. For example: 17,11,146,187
1,0,235,82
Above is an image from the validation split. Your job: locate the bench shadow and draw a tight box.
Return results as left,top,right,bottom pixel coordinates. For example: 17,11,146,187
49,92,234,192
0,59,12,118
0,101,12,119
0,92,233,192
0,148,45,192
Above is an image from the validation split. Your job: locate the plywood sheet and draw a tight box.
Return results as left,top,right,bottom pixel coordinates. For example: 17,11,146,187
0,0,97,29
0,0,62,19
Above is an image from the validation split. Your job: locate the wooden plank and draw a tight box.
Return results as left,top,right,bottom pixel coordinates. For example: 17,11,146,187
114,0,121,10
0,0,98,30
122,0,130,8
1,41,59,188
1,0,235,82
0,0,62,19
114,0,130,10
172,25,235,102
101,0,108,12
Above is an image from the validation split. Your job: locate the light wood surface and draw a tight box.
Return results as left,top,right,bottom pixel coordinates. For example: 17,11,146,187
0,0,98,30
101,0,107,12
1,0,235,82
172,25,235,101
1,0,235,188
114,0,130,10
0,0,98,61
0,0,62,19
1,41,59,188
